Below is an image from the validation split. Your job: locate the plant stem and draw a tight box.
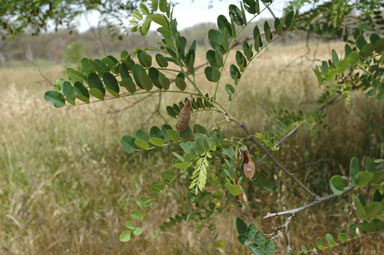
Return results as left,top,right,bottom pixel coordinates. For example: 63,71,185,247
77,90,199,106
228,116,318,199
212,1,277,101
264,185,355,218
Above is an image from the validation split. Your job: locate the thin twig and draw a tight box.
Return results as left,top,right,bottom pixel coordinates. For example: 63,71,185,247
229,116,317,199
263,1,276,19
107,93,154,114
30,61,52,86
256,93,341,164
264,185,354,219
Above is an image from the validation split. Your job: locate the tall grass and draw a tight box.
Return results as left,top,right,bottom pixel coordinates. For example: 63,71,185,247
0,42,383,254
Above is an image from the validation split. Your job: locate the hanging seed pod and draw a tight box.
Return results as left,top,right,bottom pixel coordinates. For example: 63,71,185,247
242,149,255,179
176,99,191,132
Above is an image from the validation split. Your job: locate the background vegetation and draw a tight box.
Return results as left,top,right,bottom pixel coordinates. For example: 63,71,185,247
1,30,383,253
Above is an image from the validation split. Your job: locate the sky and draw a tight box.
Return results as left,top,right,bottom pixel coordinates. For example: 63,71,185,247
77,0,289,32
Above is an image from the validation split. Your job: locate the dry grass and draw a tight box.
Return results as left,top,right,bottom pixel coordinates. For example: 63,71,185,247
0,42,383,255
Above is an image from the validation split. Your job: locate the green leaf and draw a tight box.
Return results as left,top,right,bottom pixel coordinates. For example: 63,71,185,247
138,70,153,91
193,124,208,135
88,73,105,100
133,227,143,236
374,38,384,53
229,4,245,26
337,229,348,242
151,182,165,194
332,50,339,66
237,235,249,246
316,237,327,250
63,81,76,105
166,106,177,118
204,66,220,82
301,245,308,254
166,129,181,142
91,59,109,75
155,54,168,67
74,82,90,103
234,217,247,235
285,11,295,28
225,183,243,196
330,175,346,195
180,126,194,140
365,202,383,219
235,50,247,68
67,68,86,82
361,43,374,58
130,210,145,220
347,51,359,65
150,126,163,138
140,3,149,15
135,139,149,150
253,25,263,51
274,18,283,36
103,72,120,98
125,221,136,230
120,78,136,94
119,231,132,242
175,73,187,91
264,21,272,42
254,231,266,247
264,240,276,255
140,17,152,35
149,137,164,147
44,90,66,108
150,14,168,27
159,0,167,12
356,171,374,187
366,157,376,172
138,50,152,67
217,15,233,36
208,29,222,49
133,10,143,20
350,157,360,185
173,162,191,170
81,58,95,74
349,224,358,237
356,35,367,50
353,195,366,218
152,0,159,11
102,56,118,69
148,67,162,89
162,169,176,182
325,233,337,248
247,223,258,241
121,135,137,154
136,129,148,142
159,72,170,90
243,0,257,14
230,64,241,81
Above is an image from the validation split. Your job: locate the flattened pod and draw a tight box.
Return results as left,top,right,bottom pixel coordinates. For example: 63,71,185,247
176,99,191,132
242,149,255,179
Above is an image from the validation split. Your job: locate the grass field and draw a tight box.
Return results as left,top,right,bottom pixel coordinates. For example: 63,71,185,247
0,42,383,254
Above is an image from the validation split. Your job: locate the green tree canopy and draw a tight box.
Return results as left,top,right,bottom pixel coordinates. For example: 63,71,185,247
0,0,141,39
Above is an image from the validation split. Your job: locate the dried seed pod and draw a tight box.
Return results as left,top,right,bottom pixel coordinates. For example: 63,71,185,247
176,99,191,132
242,149,255,179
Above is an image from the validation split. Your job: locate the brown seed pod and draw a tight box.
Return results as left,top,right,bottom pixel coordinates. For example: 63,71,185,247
242,149,255,179
176,99,191,132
